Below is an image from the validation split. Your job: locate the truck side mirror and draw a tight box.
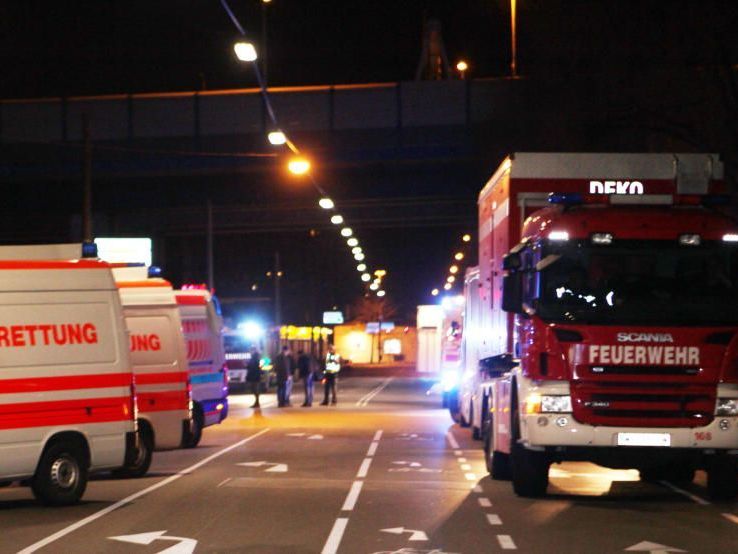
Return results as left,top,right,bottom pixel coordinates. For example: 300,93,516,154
502,252,521,271
502,273,523,313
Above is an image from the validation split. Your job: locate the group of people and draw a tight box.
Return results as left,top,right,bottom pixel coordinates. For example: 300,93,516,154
245,345,341,408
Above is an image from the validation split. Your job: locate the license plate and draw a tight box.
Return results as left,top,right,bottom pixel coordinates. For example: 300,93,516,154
616,432,671,447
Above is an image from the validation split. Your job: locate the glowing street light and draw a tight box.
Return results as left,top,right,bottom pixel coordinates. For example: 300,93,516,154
431,288,439,296
462,233,471,242
287,157,310,175
376,290,386,297
444,283,452,290
361,273,371,282
351,247,362,255
449,265,459,274
374,269,387,278
341,227,353,237
234,41,258,62
354,252,365,261
347,237,358,247
267,130,287,145
454,252,464,261
357,263,367,272
456,60,468,79
331,214,344,225
447,275,456,283
318,198,334,209
370,283,379,291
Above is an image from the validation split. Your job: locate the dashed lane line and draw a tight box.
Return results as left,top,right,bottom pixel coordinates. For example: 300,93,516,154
497,535,518,550
460,464,472,471
373,430,384,441
486,514,503,525
357,458,373,478
722,513,738,525
366,441,379,457
454,450,463,456
321,518,349,554
18,428,271,554
446,431,460,449
659,480,711,505
472,484,483,493
341,481,364,511
464,472,477,481
478,497,492,508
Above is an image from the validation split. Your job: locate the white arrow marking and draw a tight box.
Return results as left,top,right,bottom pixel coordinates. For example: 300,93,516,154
237,461,288,472
392,461,422,467
109,531,197,554
625,541,686,553
308,434,324,440
286,433,306,437
380,527,429,541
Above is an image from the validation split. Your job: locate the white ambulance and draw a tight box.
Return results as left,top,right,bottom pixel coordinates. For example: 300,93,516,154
0,244,137,505
175,286,228,447
112,266,192,476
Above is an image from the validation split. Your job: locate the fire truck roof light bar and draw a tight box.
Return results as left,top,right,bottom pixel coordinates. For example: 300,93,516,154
548,193,583,205
591,233,613,245
548,231,570,241
723,234,738,243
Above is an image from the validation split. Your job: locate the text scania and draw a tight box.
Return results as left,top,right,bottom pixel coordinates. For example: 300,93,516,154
0,323,98,347
589,180,644,194
589,344,699,365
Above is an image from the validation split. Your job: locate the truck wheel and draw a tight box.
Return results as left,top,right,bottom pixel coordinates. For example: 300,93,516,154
460,401,472,428
184,407,204,449
484,425,511,480
473,396,489,440
112,425,153,478
511,440,549,497
707,457,738,501
31,441,88,506
447,389,460,422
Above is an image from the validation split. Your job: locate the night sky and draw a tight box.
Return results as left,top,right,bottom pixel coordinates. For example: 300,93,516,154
2,1,738,324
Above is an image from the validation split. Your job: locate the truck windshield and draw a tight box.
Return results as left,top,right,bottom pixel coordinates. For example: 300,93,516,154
536,240,738,325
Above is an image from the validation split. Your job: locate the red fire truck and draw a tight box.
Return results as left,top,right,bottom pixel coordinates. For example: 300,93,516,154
476,153,738,499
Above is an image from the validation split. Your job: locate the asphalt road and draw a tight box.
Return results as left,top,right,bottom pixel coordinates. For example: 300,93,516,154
2,375,738,553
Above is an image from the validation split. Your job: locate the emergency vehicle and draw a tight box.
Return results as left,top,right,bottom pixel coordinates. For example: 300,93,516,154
0,244,137,505
474,153,738,499
113,266,192,476
175,286,228,447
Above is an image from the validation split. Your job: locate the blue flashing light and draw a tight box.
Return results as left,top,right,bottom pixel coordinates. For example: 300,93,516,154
147,266,162,277
548,192,583,205
81,242,98,258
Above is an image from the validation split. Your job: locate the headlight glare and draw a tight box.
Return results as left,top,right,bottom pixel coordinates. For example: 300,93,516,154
716,398,738,416
541,395,573,413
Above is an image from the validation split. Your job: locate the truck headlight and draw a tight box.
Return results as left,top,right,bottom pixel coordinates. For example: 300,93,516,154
541,395,573,413
716,398,738,416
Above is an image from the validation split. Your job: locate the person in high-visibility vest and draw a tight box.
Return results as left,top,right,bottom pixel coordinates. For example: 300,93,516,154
320,346,341,405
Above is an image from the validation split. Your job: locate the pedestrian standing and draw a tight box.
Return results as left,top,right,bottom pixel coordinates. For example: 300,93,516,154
274,345,293,407
297,350,313,407
320,346,341,405
246,347,262,408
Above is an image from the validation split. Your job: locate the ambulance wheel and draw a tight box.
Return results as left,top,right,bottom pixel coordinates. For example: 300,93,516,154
113,424,153,478
185,407,204,449
32,441,88,506
707,457,738,501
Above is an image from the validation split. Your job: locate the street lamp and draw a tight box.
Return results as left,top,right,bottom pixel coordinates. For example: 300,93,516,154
341,227,353,237
361,273,371,282
462,233,471,242
449,265,459,274
376,290,386,297
444,283,452,290
318,198,334,209
234,41,258,62
352,247,362,255
354,252,365,261
431,288,439,296
331,215,344,225
357,263,367,271
456,60,468,79
287,157,310,175
454,252,464,260
347,237,358,247
268,130,286,145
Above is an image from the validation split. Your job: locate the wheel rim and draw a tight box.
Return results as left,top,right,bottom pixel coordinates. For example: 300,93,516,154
133,440,148,467
50,455,79,490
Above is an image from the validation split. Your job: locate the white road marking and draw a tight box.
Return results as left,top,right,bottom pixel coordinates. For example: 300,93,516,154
497,535,517,550
217,478,232,488
109,531,197,554
380,527,429,541
321,517,349,554
465,472,477,481
373,430,384,441
446,431,460,449
367,441,379,456
357,458,373,478
478,497,492,508
486,514,502,525
454,450,463,456
460,463,472,471
18,428,271,554
722,513,738,525
341,481,364,511
472,485,483,493
659,480,711,505
356,378,394,406
236,461,288,473
624,540,686,552
457,457,467,463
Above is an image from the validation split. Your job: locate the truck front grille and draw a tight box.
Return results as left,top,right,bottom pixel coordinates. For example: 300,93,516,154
571,382,715,428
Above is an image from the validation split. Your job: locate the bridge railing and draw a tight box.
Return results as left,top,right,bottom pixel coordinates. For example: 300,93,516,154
0,78,526,144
